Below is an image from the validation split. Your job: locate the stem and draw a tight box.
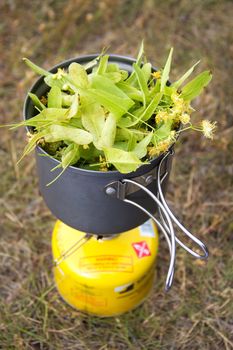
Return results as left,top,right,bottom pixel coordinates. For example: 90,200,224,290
126,111,155,131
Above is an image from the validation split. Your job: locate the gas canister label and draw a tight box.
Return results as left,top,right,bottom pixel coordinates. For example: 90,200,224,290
79,255,133,273
139,220,155,237
132,241,151,258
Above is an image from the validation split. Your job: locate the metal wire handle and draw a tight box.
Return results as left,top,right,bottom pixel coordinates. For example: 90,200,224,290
157,151,209,259
122,150,209,291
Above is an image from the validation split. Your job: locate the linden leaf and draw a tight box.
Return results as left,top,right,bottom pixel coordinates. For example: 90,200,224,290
81,99,105,144
103,147,144,173
68,62,89,88
160,48,173,91
44,125,93,145
47,86,62,108
133,132,153,159
28,93,46,110
22,58,50,76
180,71,212,101
98,113,116,149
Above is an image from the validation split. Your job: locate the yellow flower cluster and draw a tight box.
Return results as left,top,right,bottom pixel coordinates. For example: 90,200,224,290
155,92,194,126
152,71,161,79
155,111,171,124
52,68,66,80
170,92,193,125
99,155,108,171
148,131,176,157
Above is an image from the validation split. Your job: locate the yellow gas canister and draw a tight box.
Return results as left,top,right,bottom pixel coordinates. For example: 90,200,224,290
52,220,159,317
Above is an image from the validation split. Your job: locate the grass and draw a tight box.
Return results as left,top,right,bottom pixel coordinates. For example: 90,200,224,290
0,0,233,349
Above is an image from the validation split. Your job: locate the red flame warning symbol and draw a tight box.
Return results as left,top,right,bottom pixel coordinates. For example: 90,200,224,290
132,241,151,258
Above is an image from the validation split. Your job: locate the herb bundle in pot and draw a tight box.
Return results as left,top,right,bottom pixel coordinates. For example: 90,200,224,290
19,43,215,181
8,43,216,235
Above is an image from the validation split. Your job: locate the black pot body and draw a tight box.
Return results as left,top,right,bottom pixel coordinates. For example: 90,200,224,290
24,54,173,235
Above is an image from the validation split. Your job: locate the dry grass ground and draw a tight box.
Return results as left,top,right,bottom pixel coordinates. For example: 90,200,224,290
0,0,233,349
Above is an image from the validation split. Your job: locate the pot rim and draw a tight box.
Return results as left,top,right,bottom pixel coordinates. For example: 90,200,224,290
24,53,172,177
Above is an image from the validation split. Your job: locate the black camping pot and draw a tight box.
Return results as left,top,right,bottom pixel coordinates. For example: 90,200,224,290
23,54,174,235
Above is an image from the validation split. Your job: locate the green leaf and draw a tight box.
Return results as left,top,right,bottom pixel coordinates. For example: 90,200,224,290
103,72,122,83
149,78,161,97
106,63,120,72
66,93,79,119
28,93,45,110
62,93,73,107
44,125,93,145
141,62,152,84
61,143,80,168
172,61,200,88
160,48,173,91
68,62,89,88
96,55,109,75
44,74,67,90
18,131,48,163
153,121,172,144
86,88,134,120
116,82,143,102
113,141,128,151
120,92,162,127
126,40,144,85
133,63,149,106
83,56,99,71
180,70,212,101
15,108,69,129
133,132,153,158
22,58,50,76
81,100,105,144
98,113,116,149
104,147,143,173
46,143,80,186
141,92,163,121
91,75,132,99
40,108,68,121
47,86,62,108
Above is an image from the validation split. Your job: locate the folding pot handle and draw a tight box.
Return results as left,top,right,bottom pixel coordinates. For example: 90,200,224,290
106,150,209,291
156,151,209,260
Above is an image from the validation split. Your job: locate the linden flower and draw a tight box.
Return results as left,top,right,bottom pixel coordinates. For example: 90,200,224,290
201,120,217,139
26,131,33,142
179,112,190,124
148,140,170,157
52,68,66,80
155,111,170,124
148,131,176,157
152,71,161,79
171,92,181,104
